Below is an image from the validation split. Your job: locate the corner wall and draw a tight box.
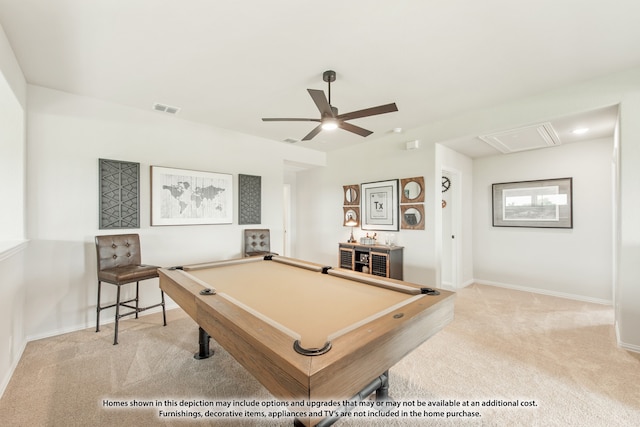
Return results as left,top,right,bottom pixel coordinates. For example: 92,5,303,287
296,137,443,287
0,22,27,398
617,91,640,351
24,84,325,341
473,138,614,303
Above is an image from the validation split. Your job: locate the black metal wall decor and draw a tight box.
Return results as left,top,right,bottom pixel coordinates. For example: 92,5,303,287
239,174,262,224
99,159,140,229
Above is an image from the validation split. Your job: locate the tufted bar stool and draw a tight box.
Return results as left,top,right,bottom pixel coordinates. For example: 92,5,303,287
243,229,276,257
95,234,167,344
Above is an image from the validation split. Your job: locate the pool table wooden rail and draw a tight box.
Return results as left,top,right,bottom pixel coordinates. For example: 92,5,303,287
160,266,312,399
158,256,455,426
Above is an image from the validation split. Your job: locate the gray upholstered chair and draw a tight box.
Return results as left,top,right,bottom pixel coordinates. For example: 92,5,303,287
95,234,166,344
243,229,275,257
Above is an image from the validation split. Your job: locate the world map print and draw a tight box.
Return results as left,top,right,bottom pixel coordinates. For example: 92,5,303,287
152,166,233,225
161,175,226,218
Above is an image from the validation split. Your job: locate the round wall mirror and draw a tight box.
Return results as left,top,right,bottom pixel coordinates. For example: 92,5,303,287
400,177,425,203
345,188,357,203
343,185,359,206
403,181,421,200
400,204,424,230
343,207,360,226
403,208,421,226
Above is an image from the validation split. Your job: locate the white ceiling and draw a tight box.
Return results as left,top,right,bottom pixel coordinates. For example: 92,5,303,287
1,0,636,156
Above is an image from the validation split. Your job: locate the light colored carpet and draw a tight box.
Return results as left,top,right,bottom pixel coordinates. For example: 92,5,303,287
1,284,638,426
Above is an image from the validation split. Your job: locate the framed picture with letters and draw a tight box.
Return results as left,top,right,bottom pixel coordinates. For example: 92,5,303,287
361,179,399,231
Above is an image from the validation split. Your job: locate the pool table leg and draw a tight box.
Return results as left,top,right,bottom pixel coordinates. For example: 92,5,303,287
194,327,213,360
375,370,390,401
292,371,392,426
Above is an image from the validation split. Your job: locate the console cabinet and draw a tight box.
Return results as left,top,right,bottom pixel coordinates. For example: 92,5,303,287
339,243,404,280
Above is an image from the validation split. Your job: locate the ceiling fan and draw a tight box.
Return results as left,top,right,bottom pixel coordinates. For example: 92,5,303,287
262,70,398,141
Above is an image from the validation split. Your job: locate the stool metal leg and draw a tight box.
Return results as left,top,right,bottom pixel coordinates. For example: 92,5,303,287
113,285,121,345
135,281,140,319
96,281,102,332
161,291,167,326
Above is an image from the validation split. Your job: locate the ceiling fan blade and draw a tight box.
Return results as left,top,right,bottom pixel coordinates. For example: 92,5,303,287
337,102,398,121
262,118,320,122
307,89,333,116
339,121,373,137
302,124,323,141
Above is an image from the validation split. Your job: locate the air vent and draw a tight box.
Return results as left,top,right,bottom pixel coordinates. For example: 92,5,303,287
153,103,181,115
283,138,299,144
479,122,560,154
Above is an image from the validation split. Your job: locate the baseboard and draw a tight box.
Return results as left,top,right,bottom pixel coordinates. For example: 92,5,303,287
458,278,475,289
614,321,640,354
25,301,180,343
3,302,181,399
0,339,28,400
474,279,613,305
618,340,640,353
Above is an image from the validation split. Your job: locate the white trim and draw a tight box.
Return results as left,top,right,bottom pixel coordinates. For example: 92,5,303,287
0,339,27,399
0,240,28,262
459,278,475,289
618,340,640,353
474,278,612,305
614,322,640,353
25,303,178,343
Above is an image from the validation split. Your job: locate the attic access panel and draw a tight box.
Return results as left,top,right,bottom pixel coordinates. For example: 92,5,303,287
479,122,560,154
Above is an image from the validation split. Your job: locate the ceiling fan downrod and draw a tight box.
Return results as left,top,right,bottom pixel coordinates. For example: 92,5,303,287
323,70,336,107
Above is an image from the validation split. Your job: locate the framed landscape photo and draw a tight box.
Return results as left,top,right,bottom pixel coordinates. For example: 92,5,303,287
151,166,233,226
361,179,399,231
492,177,573,228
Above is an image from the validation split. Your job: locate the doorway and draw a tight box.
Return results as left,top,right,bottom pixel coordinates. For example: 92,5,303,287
441,168,460,290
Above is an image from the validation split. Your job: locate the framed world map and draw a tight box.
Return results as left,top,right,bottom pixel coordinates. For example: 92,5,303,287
150,166,233,226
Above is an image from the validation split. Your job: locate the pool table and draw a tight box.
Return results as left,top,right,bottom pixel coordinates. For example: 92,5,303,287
158,255,454,426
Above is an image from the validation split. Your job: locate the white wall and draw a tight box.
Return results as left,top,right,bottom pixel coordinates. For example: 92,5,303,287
473,139,614,303
0,74,25,243
0,22,27,397
23,85,325,340
296,137,456,288
617,91,640,351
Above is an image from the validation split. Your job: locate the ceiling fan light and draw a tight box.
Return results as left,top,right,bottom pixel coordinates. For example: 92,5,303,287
321,119,338,131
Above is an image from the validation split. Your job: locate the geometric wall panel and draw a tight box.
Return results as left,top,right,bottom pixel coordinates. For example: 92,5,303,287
99,159,140,229
238,174,261,225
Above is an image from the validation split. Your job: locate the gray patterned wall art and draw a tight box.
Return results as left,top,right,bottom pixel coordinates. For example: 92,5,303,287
238,174,261,224
99,159,140,229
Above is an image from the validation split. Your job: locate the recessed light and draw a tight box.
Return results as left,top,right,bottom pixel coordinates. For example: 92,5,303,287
572,127,589,135
392,127,403,133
